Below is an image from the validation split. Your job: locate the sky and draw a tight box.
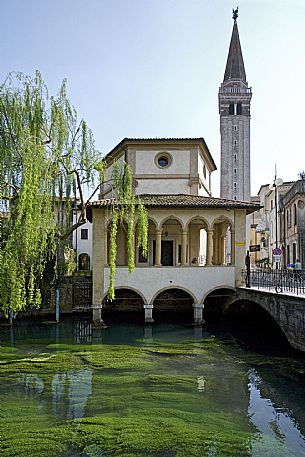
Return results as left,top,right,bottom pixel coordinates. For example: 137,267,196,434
1,0,305,196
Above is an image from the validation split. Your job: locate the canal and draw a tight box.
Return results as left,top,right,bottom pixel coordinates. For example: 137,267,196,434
1,314,305,457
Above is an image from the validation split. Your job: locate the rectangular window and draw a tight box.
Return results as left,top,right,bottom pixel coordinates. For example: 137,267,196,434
234,154,237,161
81,228,88,240
234,182,237,188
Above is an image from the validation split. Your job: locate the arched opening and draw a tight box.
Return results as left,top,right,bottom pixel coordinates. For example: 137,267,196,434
153,288,194,322
237,103,242,115
204,291,291,353
159,218,183,266
78,253,90,271
102,288,144,320
211,217,233,265
204,288,236,314
229,103,234,115
187,216,208,266
106,219,128,266
135,218,157,266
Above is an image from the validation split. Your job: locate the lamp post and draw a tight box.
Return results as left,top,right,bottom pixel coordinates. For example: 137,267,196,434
269,176,283,269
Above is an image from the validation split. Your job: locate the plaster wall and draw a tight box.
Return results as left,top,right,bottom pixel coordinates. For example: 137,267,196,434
73,221,92,269
135,149,190,175
104,266,235,304
136,178,190,195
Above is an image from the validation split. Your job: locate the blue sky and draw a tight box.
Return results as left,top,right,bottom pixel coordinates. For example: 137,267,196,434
1,0,305,195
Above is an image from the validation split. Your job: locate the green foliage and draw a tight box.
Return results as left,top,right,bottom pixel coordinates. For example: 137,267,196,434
0,71,147,313
107,161,148,300
108,211,118,301
64,246,77,276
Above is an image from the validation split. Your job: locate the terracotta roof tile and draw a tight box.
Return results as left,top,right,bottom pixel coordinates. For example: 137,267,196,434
90,194,260,213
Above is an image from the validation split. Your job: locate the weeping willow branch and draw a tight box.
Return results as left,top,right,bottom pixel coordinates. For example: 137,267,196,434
0,70,148,315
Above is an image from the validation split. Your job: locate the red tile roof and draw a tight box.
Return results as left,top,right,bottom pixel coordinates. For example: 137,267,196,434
90,194,260,213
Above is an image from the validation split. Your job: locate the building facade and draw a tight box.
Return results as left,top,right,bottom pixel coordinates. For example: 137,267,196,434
90,138,259,324
279,180,305,268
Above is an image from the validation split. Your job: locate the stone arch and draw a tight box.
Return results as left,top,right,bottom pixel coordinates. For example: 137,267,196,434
102,287,146,313
211,216,234,265
186,216,210,266
151,286,197,305
225,297,290,345
202,286,236,304
186,215,210,230
152,287,197,322
159,215,184,230
211,215,233,229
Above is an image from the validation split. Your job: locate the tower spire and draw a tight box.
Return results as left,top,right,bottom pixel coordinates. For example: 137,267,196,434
218,9,252,203
224,9,246,82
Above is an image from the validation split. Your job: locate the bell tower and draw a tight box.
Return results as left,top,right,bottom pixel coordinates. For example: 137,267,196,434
219,8,252,202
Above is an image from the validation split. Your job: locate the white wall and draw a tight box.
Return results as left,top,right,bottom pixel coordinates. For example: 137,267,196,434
104,266,235,304
135,149,190,175
73,220,93,270
136,178,190,195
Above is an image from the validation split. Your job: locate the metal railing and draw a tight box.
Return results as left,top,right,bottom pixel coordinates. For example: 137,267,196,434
241,269,305,295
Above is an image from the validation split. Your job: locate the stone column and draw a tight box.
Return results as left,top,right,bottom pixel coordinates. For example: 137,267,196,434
213,226,219,265
206,229,214,266
181,229,188,266
144,304,154,323
230,228,235,265
155,229,162,266
92,305,102,325
220,235,227,265
193,304,205,324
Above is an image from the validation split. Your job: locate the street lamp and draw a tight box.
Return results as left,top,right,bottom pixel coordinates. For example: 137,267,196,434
269,176,283,269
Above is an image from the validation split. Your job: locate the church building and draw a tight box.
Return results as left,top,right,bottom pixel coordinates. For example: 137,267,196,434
87,11,258,324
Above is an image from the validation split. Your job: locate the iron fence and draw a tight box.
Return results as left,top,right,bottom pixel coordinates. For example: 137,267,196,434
73,282,92,308
241,269,305,295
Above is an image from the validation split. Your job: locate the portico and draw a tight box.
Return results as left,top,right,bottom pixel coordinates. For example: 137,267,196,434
91,195,258,324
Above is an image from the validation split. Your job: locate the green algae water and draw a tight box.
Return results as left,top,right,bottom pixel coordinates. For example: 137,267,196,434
1,318,305,457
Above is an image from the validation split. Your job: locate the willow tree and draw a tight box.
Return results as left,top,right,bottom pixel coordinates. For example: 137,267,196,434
0,71,147,315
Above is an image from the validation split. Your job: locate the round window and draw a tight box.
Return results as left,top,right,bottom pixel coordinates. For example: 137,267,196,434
155,152,172,169
158,156,169,167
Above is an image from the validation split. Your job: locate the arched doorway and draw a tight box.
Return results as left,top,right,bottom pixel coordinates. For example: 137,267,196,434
159,217,183,266
153,288,194,322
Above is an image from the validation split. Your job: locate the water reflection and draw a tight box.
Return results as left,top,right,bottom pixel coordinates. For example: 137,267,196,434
2,319,305,456
51,369,93,419
248,368,305,456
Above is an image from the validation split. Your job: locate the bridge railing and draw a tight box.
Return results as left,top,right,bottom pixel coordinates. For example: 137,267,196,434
241,269,305,295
